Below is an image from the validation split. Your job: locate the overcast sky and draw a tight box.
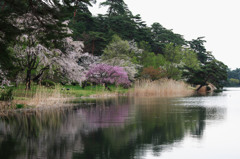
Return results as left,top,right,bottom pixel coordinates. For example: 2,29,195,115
89,0,240,69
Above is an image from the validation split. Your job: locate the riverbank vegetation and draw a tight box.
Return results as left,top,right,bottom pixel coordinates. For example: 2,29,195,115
0,0,228,109
0,84,129,109
132,79,194,97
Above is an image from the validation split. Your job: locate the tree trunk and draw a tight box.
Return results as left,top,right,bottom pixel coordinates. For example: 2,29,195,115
74,9,77,17
82,81,87,89
25,70,31,90
104,83,111,91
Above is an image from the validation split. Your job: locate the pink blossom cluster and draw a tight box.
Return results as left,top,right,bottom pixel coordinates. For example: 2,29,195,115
86,64,131,86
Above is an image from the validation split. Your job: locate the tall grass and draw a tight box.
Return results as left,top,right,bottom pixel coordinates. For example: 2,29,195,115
11,85,73,108
63,85,129,98
26,85,70,107
1,84,128,110
131,79,194,97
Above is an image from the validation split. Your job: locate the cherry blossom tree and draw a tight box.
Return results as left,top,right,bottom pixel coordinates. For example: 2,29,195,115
101,35,142,81
102,57,140,81
86,64,130,90
11,34,87,89
9,14,95,89
0,67,10,88
78,53,100,70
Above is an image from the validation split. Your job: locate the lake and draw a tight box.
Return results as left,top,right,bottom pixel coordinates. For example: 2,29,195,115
0,88,240,159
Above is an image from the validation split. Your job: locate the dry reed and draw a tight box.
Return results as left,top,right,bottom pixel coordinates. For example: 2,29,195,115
10,85,74,108
25,85,68,107
131,79,194,97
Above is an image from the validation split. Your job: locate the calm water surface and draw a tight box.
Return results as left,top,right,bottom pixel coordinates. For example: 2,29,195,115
0,88,240,159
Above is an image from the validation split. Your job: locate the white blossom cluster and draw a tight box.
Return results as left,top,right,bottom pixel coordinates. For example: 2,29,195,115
0,67,10,88
78,53,100,69
8,13,99,85
12,36,90,84
12,13,58,33
52,37,87,83
128,40,143,58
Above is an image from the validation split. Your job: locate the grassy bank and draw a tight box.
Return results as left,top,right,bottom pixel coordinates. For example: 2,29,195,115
0,79,194,110
62,85,129,97
0,84,129,110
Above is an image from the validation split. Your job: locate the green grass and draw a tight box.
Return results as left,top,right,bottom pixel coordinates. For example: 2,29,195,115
0,84,129,110
62,84,129,97
1,84,129,100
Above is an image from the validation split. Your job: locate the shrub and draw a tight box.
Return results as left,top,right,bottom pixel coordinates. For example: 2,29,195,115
0,88,14,101
141,66,167,80
16,104,25,109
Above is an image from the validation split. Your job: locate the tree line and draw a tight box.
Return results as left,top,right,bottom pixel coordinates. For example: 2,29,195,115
0,0,228,90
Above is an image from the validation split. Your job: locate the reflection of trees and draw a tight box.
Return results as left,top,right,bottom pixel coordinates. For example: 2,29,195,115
73,97,225,159
0,108,86,159
0,97,226,159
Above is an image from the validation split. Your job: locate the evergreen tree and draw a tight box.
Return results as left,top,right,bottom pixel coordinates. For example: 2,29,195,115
100,0,129,16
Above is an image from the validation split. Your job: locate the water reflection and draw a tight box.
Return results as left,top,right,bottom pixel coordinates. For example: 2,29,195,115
0,95,226,159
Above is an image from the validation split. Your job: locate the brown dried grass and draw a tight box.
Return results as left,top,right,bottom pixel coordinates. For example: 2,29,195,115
0,85,73,111
131,79,194,97
18,86,75,107
23,85,70,107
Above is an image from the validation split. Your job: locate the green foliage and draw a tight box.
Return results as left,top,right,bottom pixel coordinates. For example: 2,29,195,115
100,0,128,16
150,23,185,54
164,63,182,80
16,104,25,109
186,59,228,89
141,52,166,68
0,0,228,91
227,78,240,87
81,31,107,55
0,88,13,101
164,43,200,69
188,37,210,64
181,48,200,69
228,68,240,80
164,43,182,63
102,35,130,60
161,44,200,80
226,68,240,87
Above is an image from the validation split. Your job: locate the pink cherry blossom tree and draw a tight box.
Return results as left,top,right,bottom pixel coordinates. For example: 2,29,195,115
86,64,131,90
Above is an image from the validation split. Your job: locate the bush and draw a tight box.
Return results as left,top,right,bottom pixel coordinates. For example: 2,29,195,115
0,88,14,101
141,66,167,80
16,104,25,109
41,80,55,88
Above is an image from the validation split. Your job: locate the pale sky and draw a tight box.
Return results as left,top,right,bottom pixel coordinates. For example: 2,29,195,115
89,0,240,69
